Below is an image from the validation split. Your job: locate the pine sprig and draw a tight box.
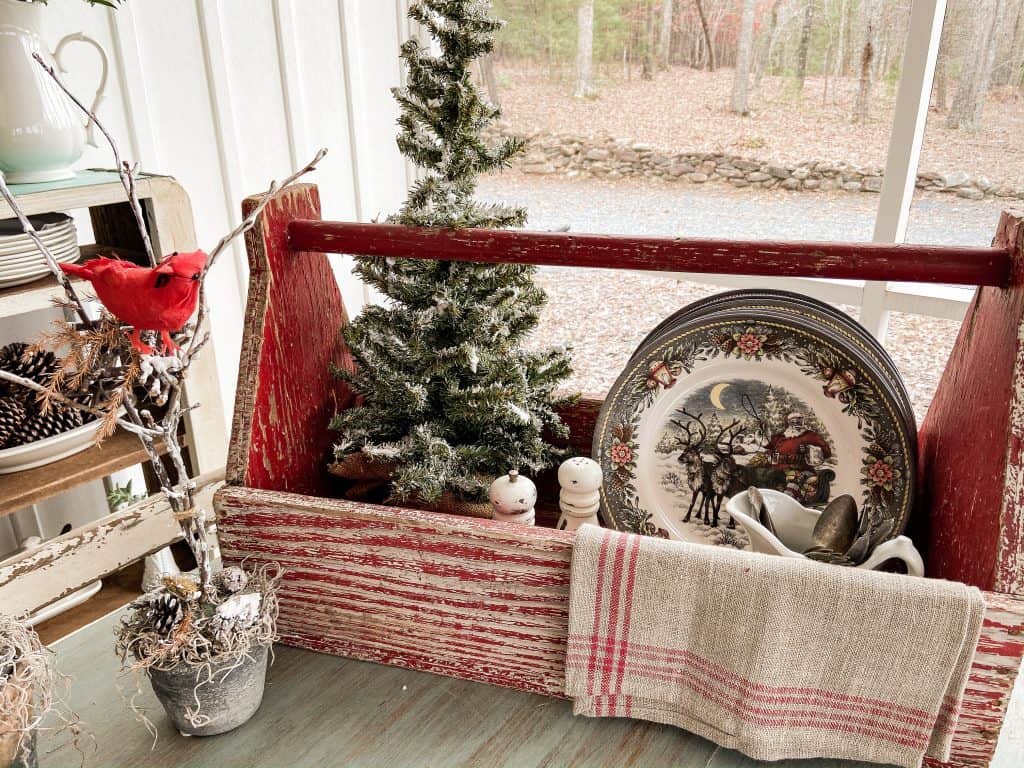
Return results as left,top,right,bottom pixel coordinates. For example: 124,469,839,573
333,0,573,503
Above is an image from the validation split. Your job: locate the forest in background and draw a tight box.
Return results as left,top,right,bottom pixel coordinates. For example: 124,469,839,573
490,0,1024,127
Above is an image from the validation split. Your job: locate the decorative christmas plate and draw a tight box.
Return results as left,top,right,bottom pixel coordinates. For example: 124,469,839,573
631,290,916,441
593,306,915,550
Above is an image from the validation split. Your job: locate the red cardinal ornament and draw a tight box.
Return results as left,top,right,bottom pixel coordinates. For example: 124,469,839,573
61,251,207,354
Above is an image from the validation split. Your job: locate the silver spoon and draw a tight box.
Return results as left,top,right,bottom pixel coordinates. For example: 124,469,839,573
809,495,859,554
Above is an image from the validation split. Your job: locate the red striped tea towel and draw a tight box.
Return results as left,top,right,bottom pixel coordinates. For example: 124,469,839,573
566,526,985,768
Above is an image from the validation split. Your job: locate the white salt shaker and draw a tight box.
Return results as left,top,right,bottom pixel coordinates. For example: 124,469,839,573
557,457,602,531
488,470,537,525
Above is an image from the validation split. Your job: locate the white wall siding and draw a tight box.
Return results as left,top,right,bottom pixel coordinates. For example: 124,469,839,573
37,0,409,417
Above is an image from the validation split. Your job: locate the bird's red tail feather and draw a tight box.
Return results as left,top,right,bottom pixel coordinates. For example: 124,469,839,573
59,262,92,278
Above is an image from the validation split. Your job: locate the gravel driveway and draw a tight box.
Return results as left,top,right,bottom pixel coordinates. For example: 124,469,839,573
480,172,1011,422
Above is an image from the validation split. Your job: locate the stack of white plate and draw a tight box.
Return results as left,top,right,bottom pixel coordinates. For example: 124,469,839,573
0,212,80,289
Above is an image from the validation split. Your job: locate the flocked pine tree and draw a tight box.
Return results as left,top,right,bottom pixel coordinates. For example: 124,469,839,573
330,0,574,505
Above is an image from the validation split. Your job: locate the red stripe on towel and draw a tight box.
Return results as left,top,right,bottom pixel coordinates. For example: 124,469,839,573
587,531,613,698
569,634,938,724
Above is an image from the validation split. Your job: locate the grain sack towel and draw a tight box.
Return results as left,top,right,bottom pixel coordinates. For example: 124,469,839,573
566,526,985,768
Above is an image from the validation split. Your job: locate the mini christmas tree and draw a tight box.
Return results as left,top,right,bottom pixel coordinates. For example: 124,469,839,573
331,0,573,505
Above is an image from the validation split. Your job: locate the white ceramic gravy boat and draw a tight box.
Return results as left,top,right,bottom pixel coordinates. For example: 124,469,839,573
725,488,925,577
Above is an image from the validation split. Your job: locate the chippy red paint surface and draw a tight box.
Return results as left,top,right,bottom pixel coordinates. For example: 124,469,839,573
216,485,1024,767
229,184,355,496
287,220,1013,287
219,187,1024,767
918,212,1024,594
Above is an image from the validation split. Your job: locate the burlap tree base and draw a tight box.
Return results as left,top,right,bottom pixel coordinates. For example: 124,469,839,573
329,453,492,519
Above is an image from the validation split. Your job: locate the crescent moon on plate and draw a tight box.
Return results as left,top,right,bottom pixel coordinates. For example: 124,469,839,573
709,382,730,410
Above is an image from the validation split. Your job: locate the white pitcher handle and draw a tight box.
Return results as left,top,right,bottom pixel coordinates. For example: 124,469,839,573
53,33,109,148
859,536,926,578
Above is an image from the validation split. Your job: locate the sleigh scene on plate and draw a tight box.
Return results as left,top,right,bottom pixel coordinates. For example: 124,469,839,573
656,380,838,548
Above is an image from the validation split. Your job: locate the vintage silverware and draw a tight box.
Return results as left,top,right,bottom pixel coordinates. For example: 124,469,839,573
808,494,859,554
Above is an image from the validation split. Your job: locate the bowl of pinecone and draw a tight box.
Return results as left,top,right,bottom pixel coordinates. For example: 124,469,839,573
0,342,101,474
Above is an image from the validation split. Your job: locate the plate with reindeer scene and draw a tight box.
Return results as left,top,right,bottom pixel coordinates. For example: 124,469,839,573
592,307,915,552
630,290,916,439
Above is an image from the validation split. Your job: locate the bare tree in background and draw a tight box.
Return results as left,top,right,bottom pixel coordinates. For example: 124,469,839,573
693,0,716,70
641,0,657,79
658,0,674,69
947,0,1005,128
853,0,880,122
731,0,757,114
932,16,955,111
795,0,816,91
575,0,596,98
479,55,500,107
754,0,783,88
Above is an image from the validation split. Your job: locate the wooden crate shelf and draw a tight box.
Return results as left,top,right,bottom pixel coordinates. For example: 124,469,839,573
0,429,167,518
0,245,145,320
0,170,166,219
0,169,229,620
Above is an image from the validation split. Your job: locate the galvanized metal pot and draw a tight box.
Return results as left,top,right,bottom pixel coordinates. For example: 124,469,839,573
0,727,36,768
148,643,269,736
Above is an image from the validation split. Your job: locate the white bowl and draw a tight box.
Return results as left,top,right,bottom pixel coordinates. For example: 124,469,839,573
0,418,104,474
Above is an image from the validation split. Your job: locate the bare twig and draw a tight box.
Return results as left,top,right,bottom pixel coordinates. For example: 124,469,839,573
204,147,328,275
32,52,158,268
183,147,327,366
0,175,95,328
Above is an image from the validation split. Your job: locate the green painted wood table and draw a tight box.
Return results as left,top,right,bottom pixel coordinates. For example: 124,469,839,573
42,610,1020,768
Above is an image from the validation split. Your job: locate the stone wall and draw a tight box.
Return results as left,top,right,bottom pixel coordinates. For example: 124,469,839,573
493,126,1024,201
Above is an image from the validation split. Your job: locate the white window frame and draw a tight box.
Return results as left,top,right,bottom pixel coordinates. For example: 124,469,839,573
673,0,958,342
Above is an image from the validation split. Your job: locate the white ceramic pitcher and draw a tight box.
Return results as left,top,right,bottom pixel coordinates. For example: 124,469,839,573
725,488,926,577
0,0,108,183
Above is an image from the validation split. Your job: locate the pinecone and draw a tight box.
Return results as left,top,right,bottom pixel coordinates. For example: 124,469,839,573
209,593,261,645
161,574,201,602
212,566,248,596
0,643,15,686
0,343,58,397
0,397,27,448
13,405,84,445
151,593,183,635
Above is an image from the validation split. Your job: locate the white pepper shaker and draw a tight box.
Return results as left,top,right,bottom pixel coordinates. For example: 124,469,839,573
557,457,602,531
488,470,537,526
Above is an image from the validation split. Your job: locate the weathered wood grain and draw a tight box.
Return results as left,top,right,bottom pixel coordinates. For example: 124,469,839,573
0,428,165,519
287,220,1013,287
227,184,356,496
0,473,220,618
216,485,573,697
215,483,1024,768
225,188,1024,765
918,210,1024,594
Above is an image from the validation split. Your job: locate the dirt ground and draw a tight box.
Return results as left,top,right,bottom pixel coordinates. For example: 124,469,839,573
493,63,1024,187
481,173,984,425
526,268,954,426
